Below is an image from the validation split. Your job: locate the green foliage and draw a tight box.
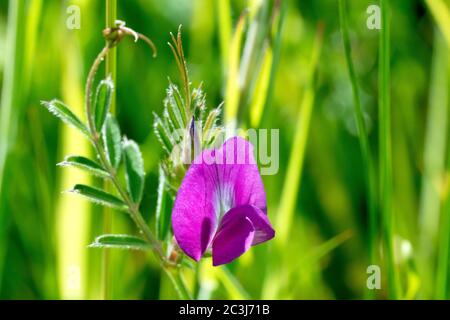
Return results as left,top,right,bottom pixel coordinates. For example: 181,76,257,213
58,155,109,179
155,166,172,240
153,112,175,154
103,114,122,169
122,138,145,204
93,77,114,132
41,100,89,137
2,0,449,301
89,234,151,251
69,184,128,211
153,27,222,192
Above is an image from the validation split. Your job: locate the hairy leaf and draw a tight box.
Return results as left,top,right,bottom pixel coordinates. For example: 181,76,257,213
88,234,151,251
156,166,172,240
93,77,113,132
58,155,109,179
123,139,145,204
165,83,186,130
103,114,122,169
69,184,127,211
153,113,174,154
41,99,89,137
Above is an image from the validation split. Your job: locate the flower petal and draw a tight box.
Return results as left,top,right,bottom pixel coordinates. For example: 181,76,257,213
172,149,217,261
239,205,275,245
212,207,255,266
172,137,271,262
216,204,275,247
212,137,267,213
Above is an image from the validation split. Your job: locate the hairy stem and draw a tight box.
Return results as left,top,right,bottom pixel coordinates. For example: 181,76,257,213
84,39,165,259
83,28,191,299
85,23,191,299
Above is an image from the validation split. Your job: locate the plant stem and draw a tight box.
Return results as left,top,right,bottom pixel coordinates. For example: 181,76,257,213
165,267,193,300
424,29,449,299
338,0,378,284
106,0,117,109
102,0,117,300
84,42,165,256
84,30,192,299
436,145,450,299
378,0,399,299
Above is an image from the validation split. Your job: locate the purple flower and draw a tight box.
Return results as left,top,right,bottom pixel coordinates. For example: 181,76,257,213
172,137,275,266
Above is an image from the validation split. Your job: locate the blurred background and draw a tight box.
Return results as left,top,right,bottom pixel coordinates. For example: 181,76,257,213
0,0,449,299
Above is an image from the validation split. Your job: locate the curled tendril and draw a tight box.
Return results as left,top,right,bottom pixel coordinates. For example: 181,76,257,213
102,20,157,58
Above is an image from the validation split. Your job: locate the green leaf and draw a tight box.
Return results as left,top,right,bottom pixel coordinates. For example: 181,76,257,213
58,155,109,179
41,99,89,137
93,78,113,132
123,139,145,204
170,83,188,126
69,184,127,211
202,104,222,147
103,114,122,169
88,234,151,251
156,166,172,240
165,83,186,131
192,84,206,120
153,113,174,154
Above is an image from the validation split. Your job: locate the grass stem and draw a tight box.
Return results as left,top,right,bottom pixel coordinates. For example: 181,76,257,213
101,0,117,300
338,0,378,288
379,0,399,299
0,0,26,292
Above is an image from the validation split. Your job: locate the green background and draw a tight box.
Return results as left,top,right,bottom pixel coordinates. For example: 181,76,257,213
0,0,449,299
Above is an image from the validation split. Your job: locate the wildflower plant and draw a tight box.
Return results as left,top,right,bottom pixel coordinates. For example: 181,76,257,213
153,27,223,194
154,27,274,267
42,21,189,298
42,20,274,299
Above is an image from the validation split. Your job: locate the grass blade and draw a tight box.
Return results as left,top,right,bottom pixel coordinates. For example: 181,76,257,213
436,144,450,299
274,25,323,245
0,0,26,293
249,44,273,127
224,12,247,126
216,0,232,73
56,18,93,298
379,0,399,299
215,266,251,300
417,29,449,298
339,0,378,272
102,0,117,301
263,25,323,300
425,0,450,47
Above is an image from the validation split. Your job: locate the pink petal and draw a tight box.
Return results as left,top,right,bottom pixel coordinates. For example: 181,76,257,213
212,207,256,266
172,137,270,262
172,149,217,261
210,137,267,213
239,205,275,245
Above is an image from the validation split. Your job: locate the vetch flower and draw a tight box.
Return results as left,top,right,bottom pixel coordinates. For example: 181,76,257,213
172,136,275,266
